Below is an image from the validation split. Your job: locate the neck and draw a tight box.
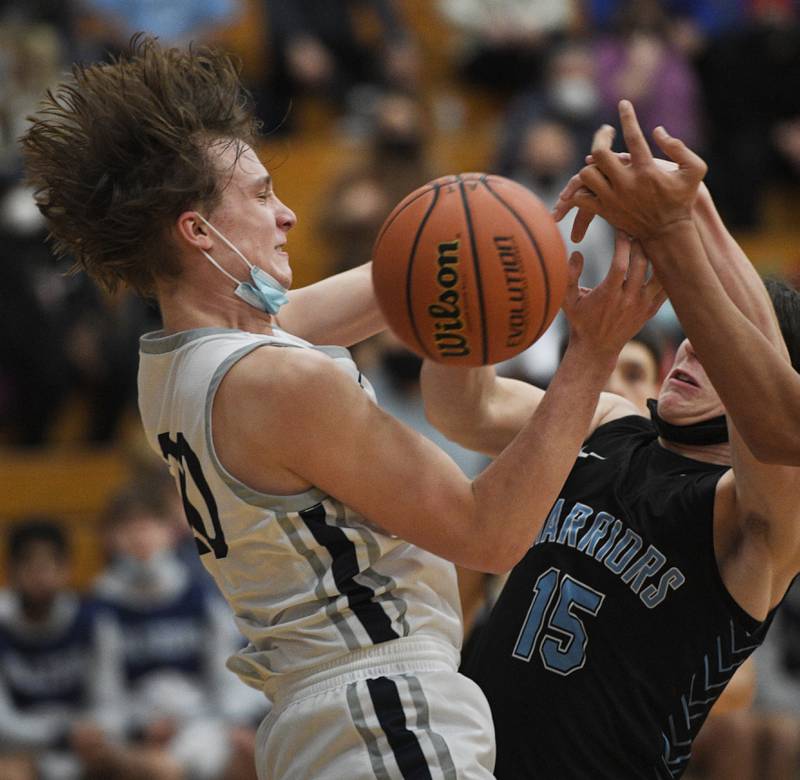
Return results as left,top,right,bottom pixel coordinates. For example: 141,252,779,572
658,437,731,466
157,277,276,336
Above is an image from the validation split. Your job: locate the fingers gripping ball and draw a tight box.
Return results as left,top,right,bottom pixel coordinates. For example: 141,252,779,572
371,173,568,366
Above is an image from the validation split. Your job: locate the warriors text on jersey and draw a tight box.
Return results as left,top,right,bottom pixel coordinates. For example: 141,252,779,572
465,415,774,780
138,326,462,692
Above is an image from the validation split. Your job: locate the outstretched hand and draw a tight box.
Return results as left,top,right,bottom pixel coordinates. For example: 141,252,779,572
563,231,666,358
553,100,707,242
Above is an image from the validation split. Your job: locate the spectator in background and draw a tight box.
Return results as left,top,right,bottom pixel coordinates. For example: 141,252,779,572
0,183,157,445
256,0,418,134
604,326,665,415
317,90,433,273
495,42,604,178
352,330,488,480
696,1,800,229
0,18,155,446
75,0,241,61
0,519,127,780
493,48,615,386
752,578,800,779
95,486,265,780
437,0,574,97
593,0,703,154
582,0,748,40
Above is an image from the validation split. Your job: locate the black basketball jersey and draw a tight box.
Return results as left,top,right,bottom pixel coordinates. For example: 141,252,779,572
465,415,774,779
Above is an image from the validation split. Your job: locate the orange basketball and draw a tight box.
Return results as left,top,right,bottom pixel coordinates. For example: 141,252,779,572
371,173,568,366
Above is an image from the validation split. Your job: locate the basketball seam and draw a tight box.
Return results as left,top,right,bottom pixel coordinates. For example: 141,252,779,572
405,184,441,359
373,178,455,250
457,175,488,364
481,176,552,343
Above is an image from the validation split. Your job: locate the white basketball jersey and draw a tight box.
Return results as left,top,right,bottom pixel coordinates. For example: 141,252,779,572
138,327,462,694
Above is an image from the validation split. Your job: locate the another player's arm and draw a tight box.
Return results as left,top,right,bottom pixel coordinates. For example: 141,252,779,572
421,364,636,458
560,100,800,464
275,262,385,346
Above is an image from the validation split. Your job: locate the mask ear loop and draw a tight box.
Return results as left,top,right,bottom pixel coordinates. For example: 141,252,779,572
195,212,255,273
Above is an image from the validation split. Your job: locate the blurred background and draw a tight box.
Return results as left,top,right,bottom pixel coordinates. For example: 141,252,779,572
1,1,800,778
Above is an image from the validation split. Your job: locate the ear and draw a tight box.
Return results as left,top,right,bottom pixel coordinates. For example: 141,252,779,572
175,211,213,250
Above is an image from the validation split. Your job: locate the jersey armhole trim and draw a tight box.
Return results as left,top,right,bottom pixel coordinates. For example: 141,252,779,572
204,342,328,512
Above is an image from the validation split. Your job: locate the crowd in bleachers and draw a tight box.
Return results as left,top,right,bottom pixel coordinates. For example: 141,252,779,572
2,1,800,777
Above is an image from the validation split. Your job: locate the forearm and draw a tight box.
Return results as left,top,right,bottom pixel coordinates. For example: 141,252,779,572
692,189,780,339
421,361,514,455
277,263,386,346
643,221,799,463
471,340,614,569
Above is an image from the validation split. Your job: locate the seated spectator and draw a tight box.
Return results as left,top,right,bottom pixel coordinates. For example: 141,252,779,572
593,0,704,153
0,518,126,780
495,41,604,178
317,90,434,273
75,0,241,61
697,2,800,229
437,0,574,96
604,326,665,415
95,486,266,780
256,0,418,134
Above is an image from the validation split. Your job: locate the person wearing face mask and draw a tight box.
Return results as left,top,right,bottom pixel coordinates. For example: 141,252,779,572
0,519,128,780
94,485,264,780
21,37,666,778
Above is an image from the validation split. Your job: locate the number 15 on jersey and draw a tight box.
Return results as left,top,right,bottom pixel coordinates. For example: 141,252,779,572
512,567,605,676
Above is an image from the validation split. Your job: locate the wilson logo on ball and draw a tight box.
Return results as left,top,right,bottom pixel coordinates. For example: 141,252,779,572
428,240,470,359
371,173,567,367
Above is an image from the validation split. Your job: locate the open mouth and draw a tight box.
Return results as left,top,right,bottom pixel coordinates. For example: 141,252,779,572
669,369,699,388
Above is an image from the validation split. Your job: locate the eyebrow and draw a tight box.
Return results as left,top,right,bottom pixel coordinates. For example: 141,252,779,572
254,174,272,192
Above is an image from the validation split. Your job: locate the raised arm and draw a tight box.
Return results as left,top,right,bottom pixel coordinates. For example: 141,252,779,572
275,262,386,346
215,241,660,575
557,100,800,464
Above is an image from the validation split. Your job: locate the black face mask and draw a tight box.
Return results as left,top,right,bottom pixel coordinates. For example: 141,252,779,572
646,399,729,446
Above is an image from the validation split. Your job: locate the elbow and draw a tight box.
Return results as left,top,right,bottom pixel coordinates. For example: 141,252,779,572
479,547,527,575
462,534,529,575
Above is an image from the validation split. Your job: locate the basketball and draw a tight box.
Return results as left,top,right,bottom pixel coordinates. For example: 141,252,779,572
371,173,568,367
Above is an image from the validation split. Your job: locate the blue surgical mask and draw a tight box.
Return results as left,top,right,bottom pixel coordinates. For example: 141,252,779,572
195,213,289,315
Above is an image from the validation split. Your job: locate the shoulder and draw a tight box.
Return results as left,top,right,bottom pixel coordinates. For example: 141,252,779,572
220,343,341,401
590,395,650,439
212,343,372,475
589,392,644,436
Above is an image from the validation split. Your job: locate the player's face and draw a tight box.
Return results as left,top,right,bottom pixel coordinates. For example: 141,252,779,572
605,341,660,415
205,141,297,288
656,339,724,425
